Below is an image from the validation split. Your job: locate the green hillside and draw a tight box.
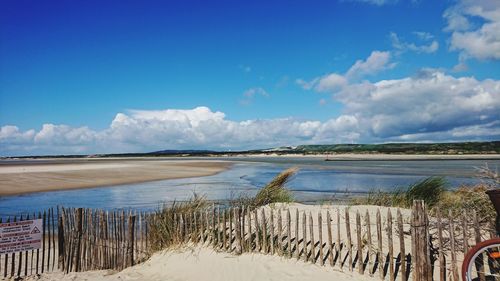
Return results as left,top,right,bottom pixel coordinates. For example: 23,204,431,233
293,141,500,154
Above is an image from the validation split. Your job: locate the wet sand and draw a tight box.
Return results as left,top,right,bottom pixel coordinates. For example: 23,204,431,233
0,158,232,196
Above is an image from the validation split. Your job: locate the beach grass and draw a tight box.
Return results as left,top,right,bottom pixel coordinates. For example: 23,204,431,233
352,164,499,222
148,167,297,252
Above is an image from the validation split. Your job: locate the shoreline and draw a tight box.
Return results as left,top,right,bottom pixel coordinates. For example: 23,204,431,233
3,153,500,163
0,159,232,196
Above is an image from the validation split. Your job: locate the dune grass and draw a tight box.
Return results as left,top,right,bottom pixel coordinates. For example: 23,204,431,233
353,164,499,222
230,167,297,209
352,176,447,208
147,194,208,252
148,167,297,251
250,167,297,207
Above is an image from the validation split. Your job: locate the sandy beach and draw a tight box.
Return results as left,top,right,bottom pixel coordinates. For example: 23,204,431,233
0,158,232,196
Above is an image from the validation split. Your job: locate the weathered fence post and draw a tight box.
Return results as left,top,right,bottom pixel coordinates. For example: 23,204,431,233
326,211,334,267
58,212,65,270
411,200,431,281
318,211,324,265
397,209,407,281
345,208,352,271
356,211,362,274
73,208,83,272
287,209,292,258
127,215,136,267
449,210,459,281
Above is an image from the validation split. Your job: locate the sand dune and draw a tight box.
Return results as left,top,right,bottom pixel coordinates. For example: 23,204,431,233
28,246,373,281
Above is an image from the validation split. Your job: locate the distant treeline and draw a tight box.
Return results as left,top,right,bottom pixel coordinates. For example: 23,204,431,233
3,141,499,159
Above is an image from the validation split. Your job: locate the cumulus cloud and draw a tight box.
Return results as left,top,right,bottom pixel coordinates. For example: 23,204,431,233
444,0,500,60
345,51,396,79
335,70,500,140
297,51,394,92
0,107,362,156
297,48,500,144
390,32,439,54
0,125,34,143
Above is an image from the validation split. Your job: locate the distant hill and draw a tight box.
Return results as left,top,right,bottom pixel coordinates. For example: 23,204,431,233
149,149,216,155
292,141,500,154
4,141,499,159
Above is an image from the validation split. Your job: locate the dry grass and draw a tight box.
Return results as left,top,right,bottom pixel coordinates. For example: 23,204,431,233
353,164,499,223
435,184,495,220
232,167,297,209
147,194,208,252
352,176,447,208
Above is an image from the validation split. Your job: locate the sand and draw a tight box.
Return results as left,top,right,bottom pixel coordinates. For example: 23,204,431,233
0,159,232,196
26,246,374,281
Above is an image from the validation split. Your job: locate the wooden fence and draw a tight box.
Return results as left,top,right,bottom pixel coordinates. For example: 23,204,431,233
1,201,495,280
58,207,150,273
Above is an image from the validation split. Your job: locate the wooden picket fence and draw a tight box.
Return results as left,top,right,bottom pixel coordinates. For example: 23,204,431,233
58,207,150,273
1,201,495,280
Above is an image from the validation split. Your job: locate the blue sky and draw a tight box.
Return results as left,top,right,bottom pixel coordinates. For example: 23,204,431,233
1,0,499,155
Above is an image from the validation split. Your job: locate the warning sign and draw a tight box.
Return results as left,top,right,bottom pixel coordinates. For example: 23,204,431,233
0,219,42,254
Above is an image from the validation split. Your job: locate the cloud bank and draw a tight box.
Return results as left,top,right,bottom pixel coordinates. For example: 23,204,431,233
0,107,361,156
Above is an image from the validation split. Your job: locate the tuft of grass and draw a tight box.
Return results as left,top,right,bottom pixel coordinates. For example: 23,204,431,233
250,167,297,208
405,177,447,208
232,167,298,209
147,193,208,252
352,176,447,208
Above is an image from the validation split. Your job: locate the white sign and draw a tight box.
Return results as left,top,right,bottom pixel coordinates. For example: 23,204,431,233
0,219,42,254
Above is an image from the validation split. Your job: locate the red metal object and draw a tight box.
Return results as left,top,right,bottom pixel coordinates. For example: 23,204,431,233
486,189,500,216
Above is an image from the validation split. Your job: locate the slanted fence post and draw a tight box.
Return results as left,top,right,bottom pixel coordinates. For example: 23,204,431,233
58,212,65,270
127,215,136,267
74,208,83,272
411,200,431,281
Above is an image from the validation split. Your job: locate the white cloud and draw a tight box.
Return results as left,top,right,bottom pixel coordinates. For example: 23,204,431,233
413,31,434,41
0,107,361,156
444,0,500,60
390,32,439,54
346,51,395,79
0,125,35,145
298,51,394,92
300,73,347,93
299,48,500,143
335,70,500,140
240,87,269,105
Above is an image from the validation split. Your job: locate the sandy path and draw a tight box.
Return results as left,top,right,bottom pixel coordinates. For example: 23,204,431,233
0,159,232,196
27,246,373,281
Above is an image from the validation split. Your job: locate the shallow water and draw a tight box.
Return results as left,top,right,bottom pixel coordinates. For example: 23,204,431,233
1,158,498,217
